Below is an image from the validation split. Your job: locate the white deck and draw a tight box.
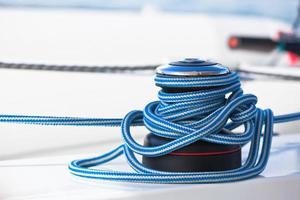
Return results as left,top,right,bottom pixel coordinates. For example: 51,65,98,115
0,134,299,200
0,69,299,199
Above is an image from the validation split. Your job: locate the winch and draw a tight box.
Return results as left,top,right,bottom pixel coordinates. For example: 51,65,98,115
143,58,241,172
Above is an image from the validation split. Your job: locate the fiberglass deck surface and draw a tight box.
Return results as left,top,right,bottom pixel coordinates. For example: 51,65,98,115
0,69,299,200
0,134,299,200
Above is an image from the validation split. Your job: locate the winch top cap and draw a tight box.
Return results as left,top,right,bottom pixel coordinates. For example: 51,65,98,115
156,58,230,77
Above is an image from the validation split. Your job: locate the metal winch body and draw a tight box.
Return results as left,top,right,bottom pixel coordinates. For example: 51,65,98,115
142,58,241,172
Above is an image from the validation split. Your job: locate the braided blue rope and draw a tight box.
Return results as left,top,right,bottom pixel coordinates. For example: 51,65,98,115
1,72,300,183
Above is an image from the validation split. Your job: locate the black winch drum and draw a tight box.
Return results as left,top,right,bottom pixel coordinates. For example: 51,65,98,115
142,58,241,172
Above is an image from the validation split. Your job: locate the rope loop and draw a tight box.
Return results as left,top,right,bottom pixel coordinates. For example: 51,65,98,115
69,72,276,183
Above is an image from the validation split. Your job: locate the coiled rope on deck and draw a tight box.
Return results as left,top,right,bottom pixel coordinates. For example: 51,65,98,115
1,72,300,183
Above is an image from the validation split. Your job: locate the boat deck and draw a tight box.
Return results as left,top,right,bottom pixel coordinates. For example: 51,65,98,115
0,69,299,200
1,134,299,200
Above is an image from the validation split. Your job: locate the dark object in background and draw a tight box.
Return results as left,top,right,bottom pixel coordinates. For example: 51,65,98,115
228,33,300,56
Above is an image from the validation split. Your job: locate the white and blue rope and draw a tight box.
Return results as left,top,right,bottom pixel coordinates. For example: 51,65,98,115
1,72,300,183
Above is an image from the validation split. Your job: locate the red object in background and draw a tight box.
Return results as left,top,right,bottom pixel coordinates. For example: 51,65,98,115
287,52,300,66
228,36,239,49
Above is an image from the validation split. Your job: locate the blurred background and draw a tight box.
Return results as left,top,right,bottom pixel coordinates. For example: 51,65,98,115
0,0,299,160
0,0,299,66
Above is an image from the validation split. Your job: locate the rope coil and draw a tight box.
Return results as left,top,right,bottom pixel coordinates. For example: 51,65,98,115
0,72,299,183
69,72,276,183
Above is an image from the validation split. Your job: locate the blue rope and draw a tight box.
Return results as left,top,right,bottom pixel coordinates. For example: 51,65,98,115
1,72,300,183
